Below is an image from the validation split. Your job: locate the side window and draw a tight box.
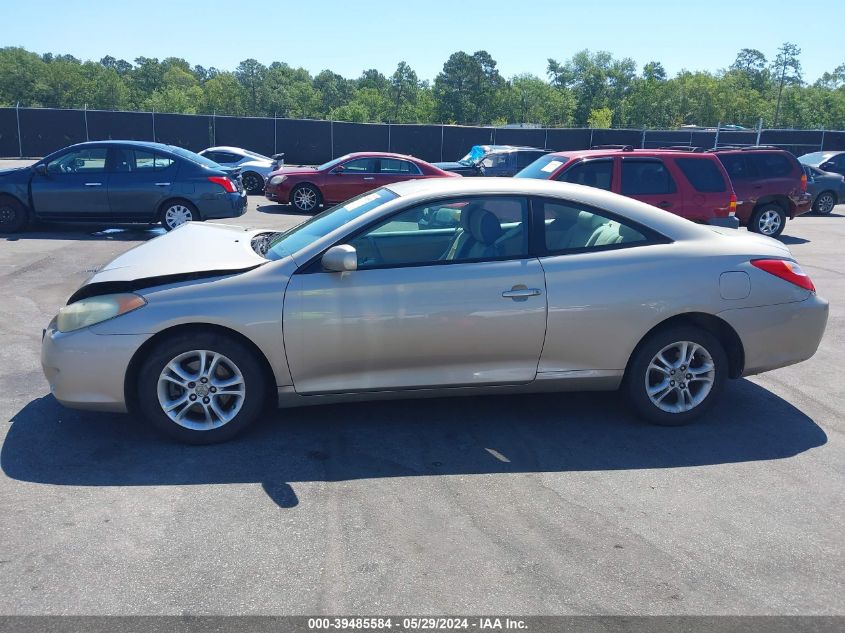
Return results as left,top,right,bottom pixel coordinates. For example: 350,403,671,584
341,157,377,173
675,158,727,192
557,159,613,191
379,158,421,175
718,154,751,180
621,159,676,195
749,153,792,178
154,154,175,171
133,150,156,171
541,199,649,253
348,197,529,269
47,148,107,174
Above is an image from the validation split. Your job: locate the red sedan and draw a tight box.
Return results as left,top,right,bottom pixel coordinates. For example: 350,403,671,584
264,152,459,212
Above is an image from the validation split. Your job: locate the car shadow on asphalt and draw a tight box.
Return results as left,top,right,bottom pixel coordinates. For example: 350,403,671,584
1,378,826,509
779,235,811,245
1,223,165,242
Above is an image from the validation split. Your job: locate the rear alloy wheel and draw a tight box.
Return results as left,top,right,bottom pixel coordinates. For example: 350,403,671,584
161,201,197,231
812,191,836,215
291,184,321,212
242,172,265,195
0,197,29,234
625,326,727,426
749,204,786,237
137,332,266,444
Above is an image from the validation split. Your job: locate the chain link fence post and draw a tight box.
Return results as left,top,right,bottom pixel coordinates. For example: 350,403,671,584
83,104,89,141
151,111,156,143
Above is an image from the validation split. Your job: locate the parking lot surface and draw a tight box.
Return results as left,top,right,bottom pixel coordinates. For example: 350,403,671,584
0,159,842,615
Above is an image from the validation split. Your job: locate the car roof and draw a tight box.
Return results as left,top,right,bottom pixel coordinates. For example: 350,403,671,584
384,177,708,240
203,146,249,153
341,151,426,162
545,148,720,159
69,140,175,150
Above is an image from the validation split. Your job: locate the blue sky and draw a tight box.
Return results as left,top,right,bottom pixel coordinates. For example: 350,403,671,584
7,0,843,82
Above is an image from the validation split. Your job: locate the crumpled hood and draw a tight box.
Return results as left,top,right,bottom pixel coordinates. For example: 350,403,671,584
69,222,270,303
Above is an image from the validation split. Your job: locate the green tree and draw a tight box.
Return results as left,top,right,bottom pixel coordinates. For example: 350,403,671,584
587,106,613,128
202,72,245,115
771,42,802,126
235,58,268,115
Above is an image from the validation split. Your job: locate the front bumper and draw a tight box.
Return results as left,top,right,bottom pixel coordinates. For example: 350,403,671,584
707,216,740,229
718,294,829,377
264,183,291,204
41,323,151,412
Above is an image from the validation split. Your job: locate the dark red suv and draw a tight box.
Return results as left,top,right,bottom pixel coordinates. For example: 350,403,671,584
515,147,738,227
712,147,811,237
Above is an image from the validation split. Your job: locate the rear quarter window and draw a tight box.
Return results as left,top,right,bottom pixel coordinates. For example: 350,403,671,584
674,158,727,192
749,153,794,178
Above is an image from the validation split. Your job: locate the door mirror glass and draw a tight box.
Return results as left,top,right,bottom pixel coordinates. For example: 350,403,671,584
34,163,47,176
322,245,358,272
332,165,345,174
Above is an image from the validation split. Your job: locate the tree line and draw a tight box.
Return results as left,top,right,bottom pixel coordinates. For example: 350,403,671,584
1,44,844,129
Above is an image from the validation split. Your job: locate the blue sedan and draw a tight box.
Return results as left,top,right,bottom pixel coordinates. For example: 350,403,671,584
0,140,247,233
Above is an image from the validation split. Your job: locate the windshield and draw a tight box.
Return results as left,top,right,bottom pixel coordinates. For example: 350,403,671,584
265,188,399,261
317,155,352,171
458,145,488,166
798,152,830,164
514,154,568,179
169,146,224,169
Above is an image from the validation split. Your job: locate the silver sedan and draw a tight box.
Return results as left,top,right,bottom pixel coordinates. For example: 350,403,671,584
41,178,828,443
198,146,277,195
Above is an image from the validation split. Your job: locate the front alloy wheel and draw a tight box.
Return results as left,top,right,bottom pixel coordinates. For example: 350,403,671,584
137,332,266,443
291,185,320,212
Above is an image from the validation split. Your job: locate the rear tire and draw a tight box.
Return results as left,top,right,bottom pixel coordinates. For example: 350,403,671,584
290,184,321,213
242,172,265,195
749,203,786,237
625,326,727,426
160,200,198,231
136,331,267,444
812,191,836,215
0,197,29,234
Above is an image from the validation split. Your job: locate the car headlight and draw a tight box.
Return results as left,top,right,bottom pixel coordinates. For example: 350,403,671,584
56,293,147,333
269,174,287,185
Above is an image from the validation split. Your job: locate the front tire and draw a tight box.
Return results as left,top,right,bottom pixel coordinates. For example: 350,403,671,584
161,200,198,231
136,332,267,444
0,197,29,234
625,326,727,426
812,191,836,215
749,204,786,237
242,172,265,195
290,184,321,213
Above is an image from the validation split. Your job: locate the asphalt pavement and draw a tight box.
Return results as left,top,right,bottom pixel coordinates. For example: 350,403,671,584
0,160,842,615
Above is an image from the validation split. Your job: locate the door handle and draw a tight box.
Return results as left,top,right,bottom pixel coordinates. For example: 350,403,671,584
155,182,171,186
84,182,103,186
657,200,672,207
363,177,375,181
502,286,542,300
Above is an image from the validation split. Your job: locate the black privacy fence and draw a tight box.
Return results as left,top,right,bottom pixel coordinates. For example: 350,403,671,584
2,107,845,163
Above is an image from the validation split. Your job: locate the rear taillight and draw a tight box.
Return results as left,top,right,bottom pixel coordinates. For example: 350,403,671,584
752,259,815,292
208,176,236,193
728,193,737,216
800,172,808,192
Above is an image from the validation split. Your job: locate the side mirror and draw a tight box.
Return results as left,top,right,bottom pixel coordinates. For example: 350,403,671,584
34,163,47,176
820,162,835,171
321,245,358,272
332,165,345,175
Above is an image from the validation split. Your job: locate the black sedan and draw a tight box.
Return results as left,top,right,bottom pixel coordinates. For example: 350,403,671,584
0,141,247,233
